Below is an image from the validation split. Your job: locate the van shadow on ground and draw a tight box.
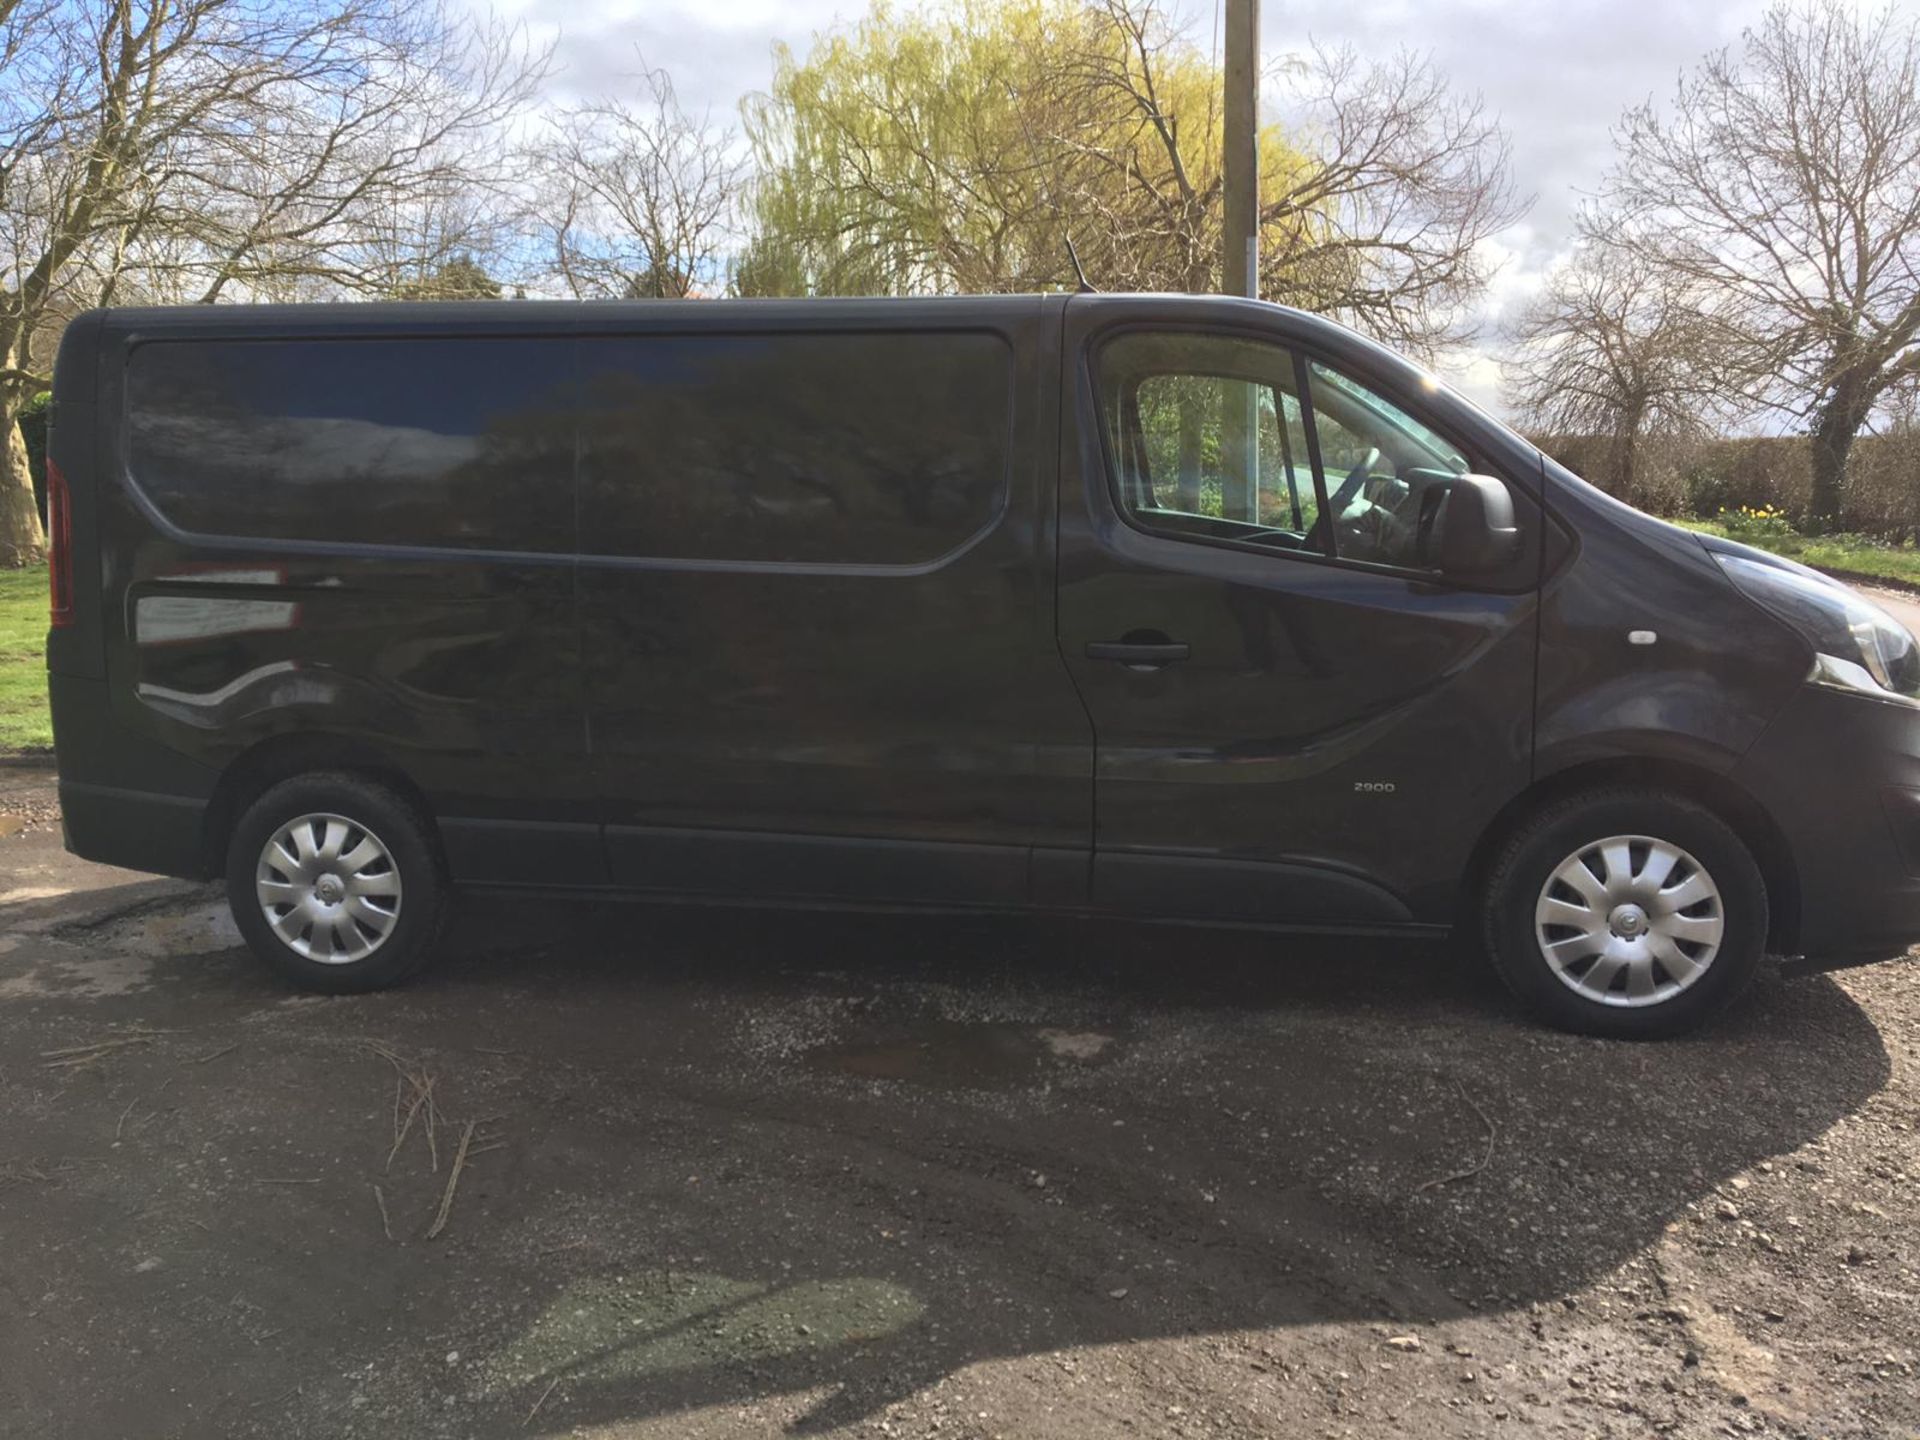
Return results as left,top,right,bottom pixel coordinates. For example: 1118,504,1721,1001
3,888,1893,1437
358,900,1895,1433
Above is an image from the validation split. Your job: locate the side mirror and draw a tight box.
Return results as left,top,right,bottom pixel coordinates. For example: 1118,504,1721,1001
1436,473,1521,577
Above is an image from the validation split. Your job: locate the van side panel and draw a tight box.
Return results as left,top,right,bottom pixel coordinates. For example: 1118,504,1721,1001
66,316,594,883
575,303,1092,906
1531,462,1807,781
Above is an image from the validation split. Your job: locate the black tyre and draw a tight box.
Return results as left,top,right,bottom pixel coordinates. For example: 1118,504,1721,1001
225,772,448,993
1482,788,1767,1039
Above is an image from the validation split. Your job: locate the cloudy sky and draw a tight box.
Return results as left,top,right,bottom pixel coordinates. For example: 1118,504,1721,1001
484,0,1799,412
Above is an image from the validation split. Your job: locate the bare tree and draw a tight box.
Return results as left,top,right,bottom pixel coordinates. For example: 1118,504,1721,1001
534,64,745,300
0,0,544,565
1058,2,1527,351
1603,1,1920,532
1049,0,1228,295
1507,228,1732,503
1258,44,1525,353
359,189,522,302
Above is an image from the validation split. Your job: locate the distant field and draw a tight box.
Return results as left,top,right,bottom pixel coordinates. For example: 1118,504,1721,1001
0,565,51,752
1679,520,1920,589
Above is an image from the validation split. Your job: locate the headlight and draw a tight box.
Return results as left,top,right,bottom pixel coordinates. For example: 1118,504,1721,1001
1715,552,1920,705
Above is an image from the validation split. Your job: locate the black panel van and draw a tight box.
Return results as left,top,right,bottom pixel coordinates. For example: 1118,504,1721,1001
41,295,1920,1036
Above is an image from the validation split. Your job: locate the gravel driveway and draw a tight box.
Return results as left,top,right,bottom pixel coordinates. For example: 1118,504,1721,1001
1,762,1916,1439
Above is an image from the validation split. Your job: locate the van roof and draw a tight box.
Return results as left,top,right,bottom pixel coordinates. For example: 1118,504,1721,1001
81,292,1397,376
76,291,1474,438
90,292,1057,332
84,290,1343,338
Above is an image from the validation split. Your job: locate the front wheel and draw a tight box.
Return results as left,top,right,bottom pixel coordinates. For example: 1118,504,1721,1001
1482,788,1768,1038
226,772,448,993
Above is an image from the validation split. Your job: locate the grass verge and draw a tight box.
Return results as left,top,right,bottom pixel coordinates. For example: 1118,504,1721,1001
0,564,51,753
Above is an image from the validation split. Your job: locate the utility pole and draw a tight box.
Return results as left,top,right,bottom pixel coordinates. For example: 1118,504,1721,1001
1221,0,1259,300
1221,0,1260,519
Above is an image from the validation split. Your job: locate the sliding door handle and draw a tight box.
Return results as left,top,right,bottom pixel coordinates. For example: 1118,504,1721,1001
1085,638,1190,668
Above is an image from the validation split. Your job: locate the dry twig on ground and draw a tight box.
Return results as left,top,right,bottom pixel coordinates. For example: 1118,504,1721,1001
0,1161,57,1193
426,1120,477,1240
367,1042,446,1173
364,1041,501,1238
41,1031,175,1069
1415,1080,1498,1193
524,1377,559,1428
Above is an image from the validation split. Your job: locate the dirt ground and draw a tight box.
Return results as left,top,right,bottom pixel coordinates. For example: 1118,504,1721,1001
2,762,1917,1440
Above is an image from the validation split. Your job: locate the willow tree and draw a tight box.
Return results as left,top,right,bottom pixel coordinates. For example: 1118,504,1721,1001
738,0,1522,355
737,0,1089,297
737,0,1331,298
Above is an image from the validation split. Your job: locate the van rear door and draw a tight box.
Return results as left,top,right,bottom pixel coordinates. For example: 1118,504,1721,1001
43,311,106,682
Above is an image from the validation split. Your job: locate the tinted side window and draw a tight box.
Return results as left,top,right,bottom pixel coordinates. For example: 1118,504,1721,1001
126,337,576,552
577,331,1011,565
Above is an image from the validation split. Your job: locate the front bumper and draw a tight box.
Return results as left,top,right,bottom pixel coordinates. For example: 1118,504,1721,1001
1735,683,1920,959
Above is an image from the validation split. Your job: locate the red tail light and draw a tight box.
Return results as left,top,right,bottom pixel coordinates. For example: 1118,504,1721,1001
47,457,73,628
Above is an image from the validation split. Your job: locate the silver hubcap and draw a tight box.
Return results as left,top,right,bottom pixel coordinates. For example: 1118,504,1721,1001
256,813,402,964
1534,834,1725,1008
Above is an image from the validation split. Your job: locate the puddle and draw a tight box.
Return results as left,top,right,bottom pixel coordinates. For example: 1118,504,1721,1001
807,1020,1121,1088
52,893,238,956
1037,1028,1114,1060
0,943,161,999
138,902,242,955
3,891,239,999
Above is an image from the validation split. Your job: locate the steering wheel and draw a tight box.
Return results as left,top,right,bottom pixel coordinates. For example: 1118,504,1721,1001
1304,446,1382,554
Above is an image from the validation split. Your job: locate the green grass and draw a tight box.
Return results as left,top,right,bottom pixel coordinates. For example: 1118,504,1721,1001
0,564,52,753
1677,520,1920,589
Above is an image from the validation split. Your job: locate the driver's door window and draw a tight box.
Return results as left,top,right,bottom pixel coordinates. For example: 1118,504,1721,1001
1098,332,1327,555
1096,330,1493,575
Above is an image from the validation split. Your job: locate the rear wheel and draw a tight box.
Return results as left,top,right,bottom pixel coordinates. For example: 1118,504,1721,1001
1482,788,1767,1038
226,772,447,993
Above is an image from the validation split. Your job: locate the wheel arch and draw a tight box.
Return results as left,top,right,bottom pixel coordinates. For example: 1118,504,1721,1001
200,733,438,878
1462,756,1801,952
